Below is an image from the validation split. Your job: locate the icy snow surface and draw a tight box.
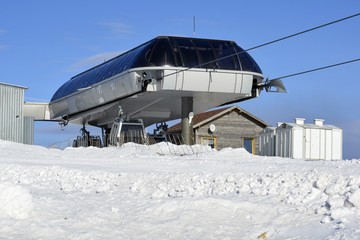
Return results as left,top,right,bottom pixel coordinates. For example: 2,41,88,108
1,140,360,239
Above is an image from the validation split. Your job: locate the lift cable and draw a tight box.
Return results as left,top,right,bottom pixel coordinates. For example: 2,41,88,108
159,12,360,80
240,12,360,55
268,58,360,81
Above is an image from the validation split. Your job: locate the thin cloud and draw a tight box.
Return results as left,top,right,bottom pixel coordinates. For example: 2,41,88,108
341,120,360,141
340,119,360,159
0,29,9,51
100,21,134,35
68,51,123,72
0,44,10,51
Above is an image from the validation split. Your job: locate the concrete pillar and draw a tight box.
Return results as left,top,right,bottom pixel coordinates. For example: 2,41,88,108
181,97,193,145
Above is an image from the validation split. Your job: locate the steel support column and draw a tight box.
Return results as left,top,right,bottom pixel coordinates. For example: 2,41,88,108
181,97,193,145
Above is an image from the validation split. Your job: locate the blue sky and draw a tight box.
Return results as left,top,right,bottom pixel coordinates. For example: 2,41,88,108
1,1,359,159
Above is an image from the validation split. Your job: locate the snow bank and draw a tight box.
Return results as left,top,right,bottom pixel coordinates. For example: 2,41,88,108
129,171,360,223
146,141,213,155
1,140,360,239
0,181,34,220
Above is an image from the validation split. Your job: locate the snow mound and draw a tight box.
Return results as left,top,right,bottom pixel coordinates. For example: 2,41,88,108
147,142,213,155
0,181,34,220
129,171,360,224
1,139,360,238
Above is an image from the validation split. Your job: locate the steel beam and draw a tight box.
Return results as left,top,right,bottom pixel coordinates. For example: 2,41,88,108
181,97,193,145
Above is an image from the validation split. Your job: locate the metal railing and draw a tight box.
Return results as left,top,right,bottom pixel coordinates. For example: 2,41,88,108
48,135,102,149
49,132,212,156
147,133,212,156
120,130,147,145
72,135,102,148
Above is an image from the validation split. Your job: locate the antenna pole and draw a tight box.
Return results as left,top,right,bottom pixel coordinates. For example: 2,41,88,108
193,16,196,37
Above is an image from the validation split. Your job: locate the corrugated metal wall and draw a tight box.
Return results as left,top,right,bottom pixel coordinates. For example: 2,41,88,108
0,83,26,143
23,116,34,145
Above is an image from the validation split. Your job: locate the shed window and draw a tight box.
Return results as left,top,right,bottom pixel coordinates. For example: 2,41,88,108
201,136,217,149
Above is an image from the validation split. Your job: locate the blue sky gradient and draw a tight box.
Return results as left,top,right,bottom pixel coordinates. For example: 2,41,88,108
1,1,359,158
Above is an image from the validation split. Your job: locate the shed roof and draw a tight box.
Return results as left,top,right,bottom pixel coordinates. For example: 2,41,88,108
167,106,269,132
262,126,276,133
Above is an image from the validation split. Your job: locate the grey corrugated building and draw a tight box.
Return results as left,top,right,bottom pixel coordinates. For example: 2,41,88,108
0,82,34,144
167,106,269,154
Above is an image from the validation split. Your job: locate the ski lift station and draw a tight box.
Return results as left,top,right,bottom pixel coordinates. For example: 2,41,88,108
1,36,286,148
259,118,342,160
47,36,285,146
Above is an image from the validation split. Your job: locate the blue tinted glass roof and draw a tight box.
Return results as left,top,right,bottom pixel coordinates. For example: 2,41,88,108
51,36,262,102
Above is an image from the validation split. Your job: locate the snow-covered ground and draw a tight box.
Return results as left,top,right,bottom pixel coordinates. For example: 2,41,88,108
1,140,360,239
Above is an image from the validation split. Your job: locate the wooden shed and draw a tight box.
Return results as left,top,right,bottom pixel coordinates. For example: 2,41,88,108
167,106,269,154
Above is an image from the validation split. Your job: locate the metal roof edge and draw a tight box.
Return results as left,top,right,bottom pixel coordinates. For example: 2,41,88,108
0,82,28,90
193,106,269,129
192,106,235,129
237,107,270,128
280,122,342,130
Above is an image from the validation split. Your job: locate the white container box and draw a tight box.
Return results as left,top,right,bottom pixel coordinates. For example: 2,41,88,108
259,118,342,160
259,127,276,156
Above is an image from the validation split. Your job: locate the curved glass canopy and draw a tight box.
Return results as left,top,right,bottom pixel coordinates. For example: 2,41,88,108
51,36,262,102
